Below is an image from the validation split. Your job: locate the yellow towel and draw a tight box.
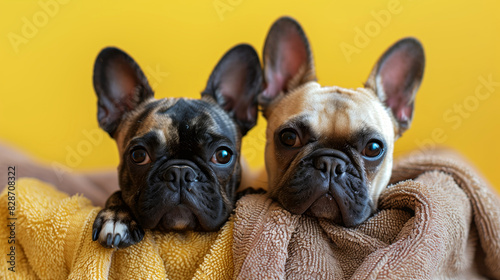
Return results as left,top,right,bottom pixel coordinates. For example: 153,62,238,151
0,178,233,280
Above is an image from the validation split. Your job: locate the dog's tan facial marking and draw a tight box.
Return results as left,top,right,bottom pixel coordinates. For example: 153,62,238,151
151,118,177,148
267,83,395,146
115,98,180,154
265,83,316,131
265,83,396,206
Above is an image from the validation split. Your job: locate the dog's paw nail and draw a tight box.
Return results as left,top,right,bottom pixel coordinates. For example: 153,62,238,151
106,233,113,247
93,207,143,249
133,229,141,241
92,228,99,241
113,234,121,247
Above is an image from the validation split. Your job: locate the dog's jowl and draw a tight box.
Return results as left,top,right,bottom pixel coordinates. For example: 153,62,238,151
259,17,425,227
91,44,262,248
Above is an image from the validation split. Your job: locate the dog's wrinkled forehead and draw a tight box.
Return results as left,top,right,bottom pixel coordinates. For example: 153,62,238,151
115,97,238,152
267,82,395,142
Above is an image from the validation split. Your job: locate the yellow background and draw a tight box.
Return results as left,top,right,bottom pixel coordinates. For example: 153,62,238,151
0,1,499,191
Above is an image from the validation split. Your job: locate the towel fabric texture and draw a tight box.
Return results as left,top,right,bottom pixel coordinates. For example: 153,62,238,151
0,179,233,279
232,150,500,279
0,149,499,279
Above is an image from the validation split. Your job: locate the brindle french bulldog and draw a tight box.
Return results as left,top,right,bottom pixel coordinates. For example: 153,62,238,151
91,44,262,248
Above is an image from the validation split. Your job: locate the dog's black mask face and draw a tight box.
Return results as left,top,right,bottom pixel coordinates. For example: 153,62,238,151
119,99,242,231
270,115,389,227
289,146,371,227
93,45,262,232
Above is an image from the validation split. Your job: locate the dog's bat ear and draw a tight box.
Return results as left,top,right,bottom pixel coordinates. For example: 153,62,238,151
365,37,425,137
202,44,263,136
93,47,154,138
259,16,316,112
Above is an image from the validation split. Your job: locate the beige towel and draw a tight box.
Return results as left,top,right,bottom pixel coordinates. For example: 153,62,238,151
232,150,500,279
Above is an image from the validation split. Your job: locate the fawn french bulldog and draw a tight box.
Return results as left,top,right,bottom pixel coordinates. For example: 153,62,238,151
91,44,262,248
259,17,425,227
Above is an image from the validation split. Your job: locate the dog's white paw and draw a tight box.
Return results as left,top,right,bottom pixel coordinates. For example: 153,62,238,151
92,207,145,249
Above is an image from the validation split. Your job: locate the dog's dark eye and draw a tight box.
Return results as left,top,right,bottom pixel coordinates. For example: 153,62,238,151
362,141,383,158
130,148,151,165
279,129,301,147
211,148,233,165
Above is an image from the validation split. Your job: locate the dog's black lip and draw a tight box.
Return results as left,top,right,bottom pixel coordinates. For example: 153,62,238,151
310,189,334,206
306,190,341,219
142,177,224,231
300,148,350,212
283,181,335,216
135,186,202,230
135,142,233,232
324,191,334,200
277,148,351,215
308,187,339,211
153,204,199,231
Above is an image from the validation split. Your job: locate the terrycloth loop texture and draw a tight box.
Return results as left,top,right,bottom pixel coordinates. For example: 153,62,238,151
0,179,233,280
232,150,500,279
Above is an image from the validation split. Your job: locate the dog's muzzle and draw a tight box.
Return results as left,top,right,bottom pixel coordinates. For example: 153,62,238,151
280,148,371,227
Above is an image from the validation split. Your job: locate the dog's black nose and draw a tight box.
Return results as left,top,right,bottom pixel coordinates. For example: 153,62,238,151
313,156,346,177
164,165,197,191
